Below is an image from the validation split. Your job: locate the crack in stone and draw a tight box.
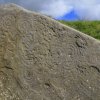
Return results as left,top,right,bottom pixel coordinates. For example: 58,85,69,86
90,65,100,73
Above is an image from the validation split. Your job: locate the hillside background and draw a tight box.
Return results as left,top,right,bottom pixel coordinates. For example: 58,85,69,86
60,21,100,40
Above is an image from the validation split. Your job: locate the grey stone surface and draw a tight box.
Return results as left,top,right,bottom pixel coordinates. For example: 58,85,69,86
0,3,100,100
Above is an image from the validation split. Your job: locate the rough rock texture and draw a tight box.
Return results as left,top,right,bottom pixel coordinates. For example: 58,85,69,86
0,4,100,100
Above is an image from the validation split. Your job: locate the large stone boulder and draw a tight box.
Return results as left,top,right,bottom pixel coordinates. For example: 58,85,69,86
0,3,100,100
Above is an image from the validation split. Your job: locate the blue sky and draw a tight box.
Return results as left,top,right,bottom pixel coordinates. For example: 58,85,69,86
56,10,78,21
0,0,100,20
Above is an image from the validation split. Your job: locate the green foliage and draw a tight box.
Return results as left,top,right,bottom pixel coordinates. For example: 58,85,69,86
59,21,100,40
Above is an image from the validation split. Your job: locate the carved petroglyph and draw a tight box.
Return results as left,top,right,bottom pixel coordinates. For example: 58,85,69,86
0,4,100,100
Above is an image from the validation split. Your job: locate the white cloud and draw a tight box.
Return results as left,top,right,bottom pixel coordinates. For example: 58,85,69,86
19,0,48,11
0,0,100,20
40,0,73,17
72,0,100,20
75,4,100,20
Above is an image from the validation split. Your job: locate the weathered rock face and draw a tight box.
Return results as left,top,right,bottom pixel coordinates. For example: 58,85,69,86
0,3,100,100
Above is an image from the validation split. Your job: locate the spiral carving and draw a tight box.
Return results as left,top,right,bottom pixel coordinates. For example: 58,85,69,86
67,41,87,67
17,17,33,33
0,15,15,31
75,35,88,49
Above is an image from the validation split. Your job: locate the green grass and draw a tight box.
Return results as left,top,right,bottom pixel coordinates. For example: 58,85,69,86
59,21,100,40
